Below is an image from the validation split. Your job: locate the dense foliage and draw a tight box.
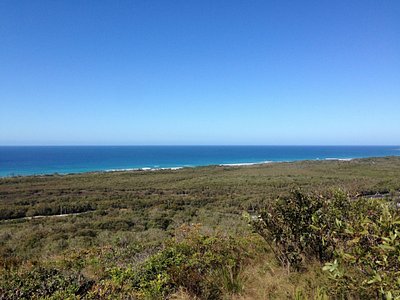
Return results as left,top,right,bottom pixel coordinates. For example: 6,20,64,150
95,225,260,299
1,157,400,299
250,190,400,298
0,267,92,299
0,226,262,299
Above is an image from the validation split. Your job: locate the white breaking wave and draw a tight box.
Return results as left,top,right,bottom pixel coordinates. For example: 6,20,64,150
105,166,184,173
325,158,353,161
219,161,272,167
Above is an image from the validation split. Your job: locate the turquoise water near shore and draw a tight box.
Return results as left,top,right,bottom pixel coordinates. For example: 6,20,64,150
0,146,399,177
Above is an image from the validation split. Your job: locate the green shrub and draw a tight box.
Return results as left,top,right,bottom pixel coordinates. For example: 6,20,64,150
322,200,400,299
251,190,400,298
0,266,93,299
101,225,259,299
249,190,350,270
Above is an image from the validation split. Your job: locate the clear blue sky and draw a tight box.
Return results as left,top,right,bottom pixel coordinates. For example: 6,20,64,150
1,1,399,145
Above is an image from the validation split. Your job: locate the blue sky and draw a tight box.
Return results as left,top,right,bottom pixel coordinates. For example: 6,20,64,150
0,1,399,145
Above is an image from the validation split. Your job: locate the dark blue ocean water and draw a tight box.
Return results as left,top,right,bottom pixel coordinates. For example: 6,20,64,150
0,146,399,177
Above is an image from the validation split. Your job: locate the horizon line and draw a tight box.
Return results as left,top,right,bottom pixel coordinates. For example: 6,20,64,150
1,144,399,147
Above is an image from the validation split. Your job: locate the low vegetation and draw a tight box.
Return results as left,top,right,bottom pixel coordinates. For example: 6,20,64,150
250,190,400,299
1,157,399,299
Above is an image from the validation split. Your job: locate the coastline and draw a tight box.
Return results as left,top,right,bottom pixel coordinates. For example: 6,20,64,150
1,145,399,178
2,155,399,179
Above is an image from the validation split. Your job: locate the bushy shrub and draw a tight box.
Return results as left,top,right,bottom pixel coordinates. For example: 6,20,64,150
322,200,400,299
251,190,400,298
99,225,260,299
0,267,93,299
248,190,350,270
0,207,28,220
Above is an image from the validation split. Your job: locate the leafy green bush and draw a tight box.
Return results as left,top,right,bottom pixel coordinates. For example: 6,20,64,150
251,190,400,298
322,200,400,299
98,225,260,299
248,190,350,270
0,266,93,299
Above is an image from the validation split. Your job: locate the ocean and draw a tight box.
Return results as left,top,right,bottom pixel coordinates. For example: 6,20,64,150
0,146,399,177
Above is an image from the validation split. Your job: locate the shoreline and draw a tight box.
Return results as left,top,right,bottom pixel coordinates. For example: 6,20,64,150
2,155,398,179
1,145,399,179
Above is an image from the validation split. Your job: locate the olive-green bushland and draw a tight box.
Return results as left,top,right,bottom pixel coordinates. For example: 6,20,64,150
1,156,399,299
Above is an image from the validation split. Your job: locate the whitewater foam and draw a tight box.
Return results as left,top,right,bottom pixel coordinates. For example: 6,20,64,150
325,158,353,161
105,166,184,173
219,161,272,167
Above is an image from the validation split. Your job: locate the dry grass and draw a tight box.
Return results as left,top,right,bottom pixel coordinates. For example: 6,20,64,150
165,250,328,300
231,252,328,300
166,255,328,299
169,288,195,300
